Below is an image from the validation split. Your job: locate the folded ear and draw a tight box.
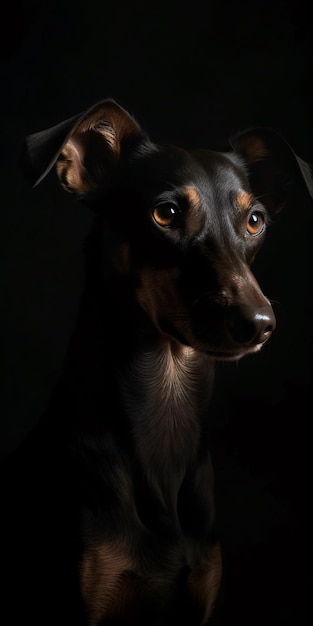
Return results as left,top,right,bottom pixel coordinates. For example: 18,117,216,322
21,99,150,196
231,128,313,214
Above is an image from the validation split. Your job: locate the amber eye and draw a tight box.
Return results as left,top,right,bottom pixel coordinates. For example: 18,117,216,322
152,204,179,228
246,212,265,236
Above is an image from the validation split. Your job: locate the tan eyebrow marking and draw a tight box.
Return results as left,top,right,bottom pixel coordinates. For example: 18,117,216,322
183,186,202,210
183,186,204,235
235,190,254,212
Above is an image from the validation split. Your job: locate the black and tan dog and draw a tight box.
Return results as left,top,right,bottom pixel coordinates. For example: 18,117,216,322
2,100,312,625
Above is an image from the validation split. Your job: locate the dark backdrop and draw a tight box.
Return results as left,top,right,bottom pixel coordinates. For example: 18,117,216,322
1,1,312,624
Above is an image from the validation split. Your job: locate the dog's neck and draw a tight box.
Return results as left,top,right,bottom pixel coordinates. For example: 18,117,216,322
118,339,214,428
116,337,215,509
72,269,215,510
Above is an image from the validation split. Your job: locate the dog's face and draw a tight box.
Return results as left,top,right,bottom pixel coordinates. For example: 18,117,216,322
22,100,312,360
99,146,274,359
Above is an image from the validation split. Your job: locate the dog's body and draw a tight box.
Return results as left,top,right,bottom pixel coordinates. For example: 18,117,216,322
2,100,312,625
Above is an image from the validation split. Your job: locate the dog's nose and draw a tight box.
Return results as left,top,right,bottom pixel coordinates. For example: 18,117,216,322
226,304,276,346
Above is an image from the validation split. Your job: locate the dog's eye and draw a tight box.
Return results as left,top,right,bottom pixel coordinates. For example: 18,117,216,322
246,212,265,237
152,204,179,228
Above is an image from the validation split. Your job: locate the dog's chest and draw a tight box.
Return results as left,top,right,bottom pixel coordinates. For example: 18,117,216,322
118,344,212,493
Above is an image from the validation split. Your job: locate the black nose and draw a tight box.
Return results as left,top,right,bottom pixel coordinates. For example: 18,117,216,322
226,304,276,346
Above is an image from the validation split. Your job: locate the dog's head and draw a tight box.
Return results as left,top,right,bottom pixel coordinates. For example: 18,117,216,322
21,99,313,360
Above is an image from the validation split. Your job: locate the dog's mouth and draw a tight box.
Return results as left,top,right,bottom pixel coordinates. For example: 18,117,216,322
204,342,265,361
159,319,255,359
167,334,267,361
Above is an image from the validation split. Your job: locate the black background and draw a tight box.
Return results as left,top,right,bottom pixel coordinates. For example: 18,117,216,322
1,1,312,624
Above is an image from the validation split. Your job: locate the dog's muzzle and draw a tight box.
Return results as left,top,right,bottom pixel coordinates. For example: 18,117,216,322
191,297,276,354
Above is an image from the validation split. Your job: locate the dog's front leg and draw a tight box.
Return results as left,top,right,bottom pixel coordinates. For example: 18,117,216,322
178,448,222,624
187,541,222,624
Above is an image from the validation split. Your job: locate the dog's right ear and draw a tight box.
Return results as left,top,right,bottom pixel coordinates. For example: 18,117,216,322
231,127,313,213
21,99,152,197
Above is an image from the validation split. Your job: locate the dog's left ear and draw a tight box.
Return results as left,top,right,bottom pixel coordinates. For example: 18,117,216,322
231,128,313,214
21,99,151,195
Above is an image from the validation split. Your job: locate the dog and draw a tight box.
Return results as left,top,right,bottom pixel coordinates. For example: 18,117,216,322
2,99,312,625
